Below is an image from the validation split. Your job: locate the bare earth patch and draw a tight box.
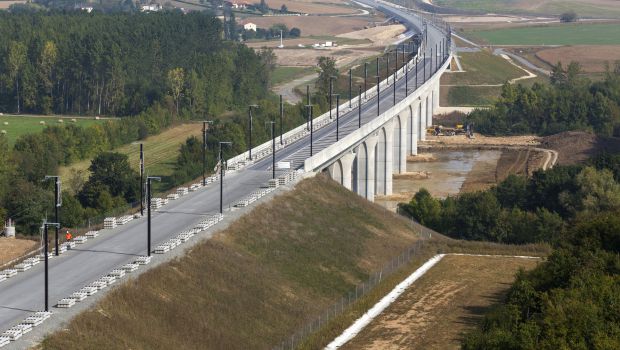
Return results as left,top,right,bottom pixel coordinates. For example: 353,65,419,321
241,15,373,36
263,0,358,14
536,45,620,73
342,255,540,350
0,238,38,266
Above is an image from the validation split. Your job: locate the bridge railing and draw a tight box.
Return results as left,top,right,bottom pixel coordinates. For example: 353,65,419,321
303,48,452,173
226,43,427,171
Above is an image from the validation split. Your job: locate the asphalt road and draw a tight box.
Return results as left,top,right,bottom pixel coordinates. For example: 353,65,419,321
0,0,448,338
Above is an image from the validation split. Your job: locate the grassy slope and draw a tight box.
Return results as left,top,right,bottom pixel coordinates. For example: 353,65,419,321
468,23,620,45
42,175,422,350
441,50,533,106
442,51,525,85
0,115,105,146
58,123,203,181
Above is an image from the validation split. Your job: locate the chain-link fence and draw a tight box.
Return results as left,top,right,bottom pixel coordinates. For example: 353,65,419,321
273,236,429,350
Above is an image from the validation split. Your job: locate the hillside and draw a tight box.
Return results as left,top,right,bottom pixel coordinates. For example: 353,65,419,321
41,175,422,349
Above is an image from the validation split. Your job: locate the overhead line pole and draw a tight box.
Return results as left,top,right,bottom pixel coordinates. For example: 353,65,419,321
202,120,213,186
44,176,61,256
140,143,144,216
219,141,232,214
146,176,161,257
42,222,59,312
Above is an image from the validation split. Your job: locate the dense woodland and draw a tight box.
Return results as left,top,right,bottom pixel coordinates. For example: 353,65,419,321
400,154,620,348
0,11,315,235
468,62,620,136
0,11,274,116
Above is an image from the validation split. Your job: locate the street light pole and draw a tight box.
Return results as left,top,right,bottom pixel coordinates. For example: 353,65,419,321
146,176,161,257
376,75,380,116
305,105,314,156
219,141,232,214
358,85,362,128
42,221,59,312
140,143,144,216
334,94,340,140
329,76,335,119
202,120,213,186
364,62,368,99
44,176,61,256
247,105,259,160
279,95,284,145
266,121,276,179
349,68,352,107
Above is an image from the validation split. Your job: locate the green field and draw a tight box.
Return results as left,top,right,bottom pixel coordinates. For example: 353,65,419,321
467,23,620,45
59,123,203,182
442,50,525,85
434,0,620,19
0,115,106,146
272,66,315,86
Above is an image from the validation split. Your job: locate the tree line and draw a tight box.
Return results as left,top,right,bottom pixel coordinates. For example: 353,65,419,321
467,62,620,137
0,11,272,117
400,153,620,347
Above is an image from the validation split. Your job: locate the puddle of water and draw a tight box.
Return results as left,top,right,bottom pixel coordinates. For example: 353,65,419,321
378,149,502,211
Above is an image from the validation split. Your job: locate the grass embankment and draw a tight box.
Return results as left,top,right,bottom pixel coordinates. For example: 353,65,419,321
468,23,620,46
59,123,203,182
297,238,550,349
42,175,423,349
441,50,532,106
0,115,106,146
342,255,541,349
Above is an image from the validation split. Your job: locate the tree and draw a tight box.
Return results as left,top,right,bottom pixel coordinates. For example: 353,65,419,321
560,11,578,22
79,152,139,207
280,4,287,12
400,188,441,227
38,41,58,114
7,41,26,113
167,67,185,115
316,56,338,97
289,27,301,38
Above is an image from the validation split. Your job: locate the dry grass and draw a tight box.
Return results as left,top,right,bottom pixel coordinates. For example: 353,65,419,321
242,15,374,36
0,0,25,9
536,45,620,73
42,175,422,349
342,255,541,349
0,237,37,266
264,0,357,14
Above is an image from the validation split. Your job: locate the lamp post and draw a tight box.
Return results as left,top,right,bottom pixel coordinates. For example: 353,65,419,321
279,95,284,145
202,120,214,186
376,75,380,116
44,176,61,256
358,85,362,128
218,141,232,214
333,94,340,140
247,104,259,160
329,76,336,119
146,176,161,257
305,104,314,156
139,143,144,216
364,62,368,99
42,221,59,311
348,68,352,107
266,121,276,179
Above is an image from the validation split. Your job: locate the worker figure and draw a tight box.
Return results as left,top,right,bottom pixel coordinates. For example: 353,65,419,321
65,231,72,241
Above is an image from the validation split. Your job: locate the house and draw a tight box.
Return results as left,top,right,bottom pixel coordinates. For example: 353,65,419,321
231,1,247,9
243,22,257,31
80,6,94,13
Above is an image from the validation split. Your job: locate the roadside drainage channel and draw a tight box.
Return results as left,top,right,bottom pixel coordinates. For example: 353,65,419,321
0,171,307,349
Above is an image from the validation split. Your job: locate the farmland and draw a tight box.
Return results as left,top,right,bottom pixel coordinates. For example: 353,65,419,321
442,50,526,85
342,255,541,349
58,123,203,182
466,22,620,45
0,115,107,146
536,45,620,73
433,0,620,19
